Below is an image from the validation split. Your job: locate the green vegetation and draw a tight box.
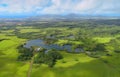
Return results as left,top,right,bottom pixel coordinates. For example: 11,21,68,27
0,19,120,77
34,50,63,67
17,45,33,61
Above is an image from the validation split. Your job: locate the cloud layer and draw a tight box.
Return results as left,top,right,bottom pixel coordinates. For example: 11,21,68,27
0,0,120,16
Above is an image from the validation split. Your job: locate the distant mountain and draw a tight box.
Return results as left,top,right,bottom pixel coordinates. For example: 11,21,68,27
0,14,120,22
0,14,120,26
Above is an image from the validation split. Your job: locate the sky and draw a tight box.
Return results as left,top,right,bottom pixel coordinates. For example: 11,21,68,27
0,0,120,17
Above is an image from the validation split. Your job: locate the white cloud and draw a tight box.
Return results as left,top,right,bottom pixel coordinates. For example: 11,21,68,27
40,0,103,14
0,0,120,15
94,0,120,15
0,0,51,13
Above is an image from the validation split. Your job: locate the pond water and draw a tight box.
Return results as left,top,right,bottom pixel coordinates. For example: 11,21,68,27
67,35,75,39
24,39,84,53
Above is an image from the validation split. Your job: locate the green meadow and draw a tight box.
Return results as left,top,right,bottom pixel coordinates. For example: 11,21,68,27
0,20,120,77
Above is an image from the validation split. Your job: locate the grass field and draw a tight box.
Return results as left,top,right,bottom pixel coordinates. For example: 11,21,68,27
94,37,113,43
31,52,120,77
0,27,120,77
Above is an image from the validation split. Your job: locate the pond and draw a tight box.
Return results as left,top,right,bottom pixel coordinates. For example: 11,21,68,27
24,39,84,53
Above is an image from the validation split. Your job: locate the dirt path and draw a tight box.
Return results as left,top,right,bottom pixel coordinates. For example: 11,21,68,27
27,50,36,77
27,57,34,77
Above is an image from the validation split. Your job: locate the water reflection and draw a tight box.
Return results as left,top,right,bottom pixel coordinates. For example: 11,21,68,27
24,39,84,53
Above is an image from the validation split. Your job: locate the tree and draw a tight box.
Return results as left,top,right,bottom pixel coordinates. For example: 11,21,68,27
93,43,106,51
82,38,97,51
108,39,120,53
17,45,33,61
34,50,63,67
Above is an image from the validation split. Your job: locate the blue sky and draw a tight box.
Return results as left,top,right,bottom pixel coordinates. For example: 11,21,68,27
0,0,120,17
